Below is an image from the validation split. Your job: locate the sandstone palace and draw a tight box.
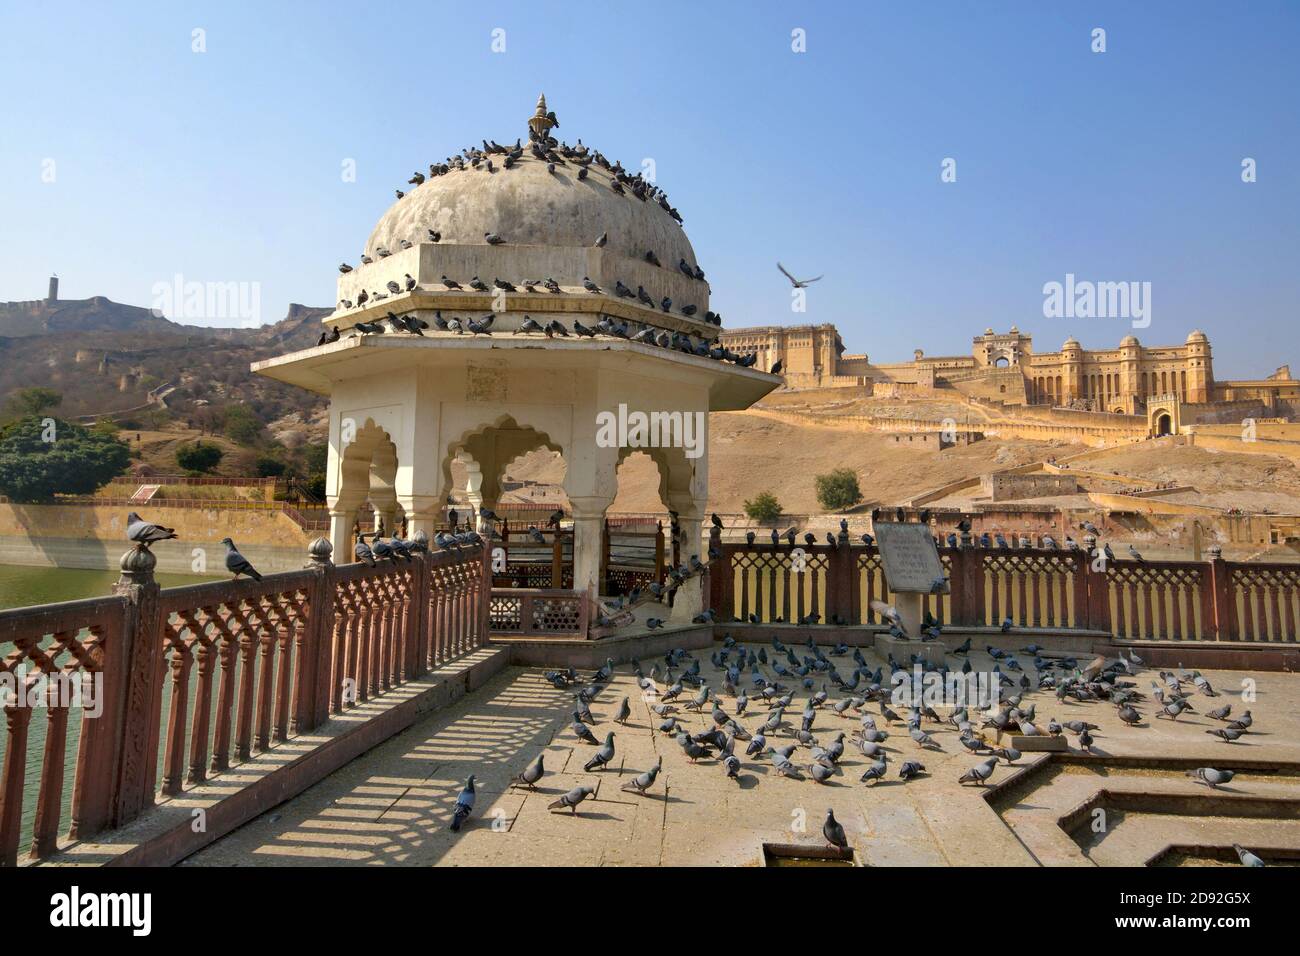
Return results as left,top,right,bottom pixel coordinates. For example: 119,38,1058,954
719,323,1299,434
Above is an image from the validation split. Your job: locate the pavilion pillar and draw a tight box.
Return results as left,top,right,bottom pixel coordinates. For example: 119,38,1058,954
399,494,443,538
570,496,611,597
329,509,356,563
668,498,706,624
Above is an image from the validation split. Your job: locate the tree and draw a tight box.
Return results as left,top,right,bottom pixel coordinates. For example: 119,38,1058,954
176,441,224,473
302,442,327,500
743,491,782,522
254,455,286,478
815,467,863,512
222,404,263,446
0,416,130,503
2,387,62,422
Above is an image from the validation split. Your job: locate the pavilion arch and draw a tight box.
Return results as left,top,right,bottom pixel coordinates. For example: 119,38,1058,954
442,414,566,526
331,418,400,552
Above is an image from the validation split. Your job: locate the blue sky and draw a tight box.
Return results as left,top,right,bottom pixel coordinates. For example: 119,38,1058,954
0,0,1296,377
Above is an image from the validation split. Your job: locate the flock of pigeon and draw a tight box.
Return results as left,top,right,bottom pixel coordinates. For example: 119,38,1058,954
316,304,765,372
441,633,1267,863
124,510,485,579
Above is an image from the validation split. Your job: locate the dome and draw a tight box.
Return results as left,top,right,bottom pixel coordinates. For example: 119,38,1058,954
1186,329,1208,343
332,96,717,337
1062,336,1080,350
365,136,698,273
1120,335,1140,347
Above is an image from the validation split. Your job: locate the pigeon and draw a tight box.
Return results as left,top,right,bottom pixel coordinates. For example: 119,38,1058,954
899,760,926,782
484,232,505,245
614,697,631,724
1206,727,1245,742
571,715,599,744
823,809,848,850
958,757,997,786
584,732,616,771
353,536,376,567
1233,844,1265,867
621,757,662,795
594,232,607,248
448,775,476,831
548,785,595,814
1187,767,1235,789
777,262,824,289
221,537,262,581
127,511,177,547
513,754,545,790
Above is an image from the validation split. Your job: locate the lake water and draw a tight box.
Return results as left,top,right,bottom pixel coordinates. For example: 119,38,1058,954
0,563,221,611
0,563,222,859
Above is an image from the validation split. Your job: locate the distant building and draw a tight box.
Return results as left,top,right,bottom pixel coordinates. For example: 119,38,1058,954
719,323,1300,420
47,275,58,302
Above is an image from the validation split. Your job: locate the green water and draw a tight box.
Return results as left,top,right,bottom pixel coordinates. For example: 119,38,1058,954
0,563,223,859
0,563,221,612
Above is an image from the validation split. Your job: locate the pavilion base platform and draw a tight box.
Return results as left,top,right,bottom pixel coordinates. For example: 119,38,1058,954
492,622,714,669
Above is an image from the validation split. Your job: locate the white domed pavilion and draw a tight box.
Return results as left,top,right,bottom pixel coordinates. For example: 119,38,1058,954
254,95,778,623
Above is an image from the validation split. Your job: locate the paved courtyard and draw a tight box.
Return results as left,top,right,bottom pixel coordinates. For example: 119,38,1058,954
184,641,1300,867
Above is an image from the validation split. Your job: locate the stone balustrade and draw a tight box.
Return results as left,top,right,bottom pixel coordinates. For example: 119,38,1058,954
0,534,489,866
709,528,1300,647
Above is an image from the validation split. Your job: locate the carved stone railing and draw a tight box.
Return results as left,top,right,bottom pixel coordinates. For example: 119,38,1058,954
0,535,489,867
710,529,1300,644
488,589,589,638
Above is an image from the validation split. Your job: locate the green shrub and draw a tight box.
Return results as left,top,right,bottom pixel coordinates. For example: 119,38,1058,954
175,441,224,473
815,467,862,511
222,404,263,446
743,491,782,522
254,455,286,478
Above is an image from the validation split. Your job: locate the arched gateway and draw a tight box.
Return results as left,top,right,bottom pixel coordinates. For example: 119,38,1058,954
254,95,778,628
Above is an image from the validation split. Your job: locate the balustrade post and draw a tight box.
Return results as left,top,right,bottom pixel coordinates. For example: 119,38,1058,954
1081,535,1111,634
479,543,493,647
828,537,854,624
409,532,431,675
551,530,564,588
1206,545,1234,641
109,546,165,827
1070,549,1089,629
708,527,730,619
300,537,335,732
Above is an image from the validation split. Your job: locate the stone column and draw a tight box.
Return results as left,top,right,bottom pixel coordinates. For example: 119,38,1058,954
569,496,611,597
329,508,356,563
399,494,443,539
667,494,706,625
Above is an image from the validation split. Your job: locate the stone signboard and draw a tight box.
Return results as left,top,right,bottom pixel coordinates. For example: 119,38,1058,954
874,522,947,594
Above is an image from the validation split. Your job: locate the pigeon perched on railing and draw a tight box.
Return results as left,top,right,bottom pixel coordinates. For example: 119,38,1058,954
353,536,376,567
221,538,262,581
127,512,178,549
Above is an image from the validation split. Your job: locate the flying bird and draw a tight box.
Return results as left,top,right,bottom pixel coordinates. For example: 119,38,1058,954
777,262,824,289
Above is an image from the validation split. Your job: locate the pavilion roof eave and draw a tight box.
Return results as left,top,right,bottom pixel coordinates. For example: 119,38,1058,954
250,334,780,410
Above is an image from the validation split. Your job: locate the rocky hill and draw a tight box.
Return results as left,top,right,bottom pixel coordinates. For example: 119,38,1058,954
0,295,331,443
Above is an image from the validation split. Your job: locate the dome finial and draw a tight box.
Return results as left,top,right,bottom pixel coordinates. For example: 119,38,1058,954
528,93,557,141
